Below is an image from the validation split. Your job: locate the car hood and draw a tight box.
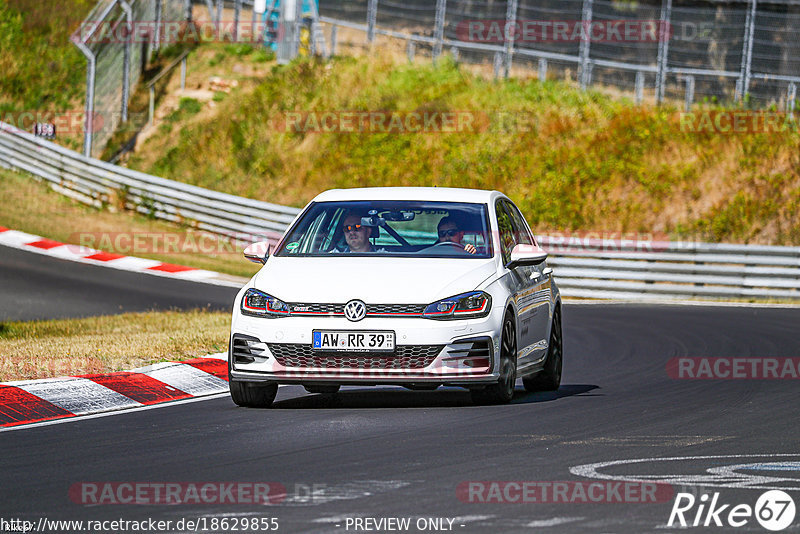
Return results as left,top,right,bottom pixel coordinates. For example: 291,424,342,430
253,256,498,304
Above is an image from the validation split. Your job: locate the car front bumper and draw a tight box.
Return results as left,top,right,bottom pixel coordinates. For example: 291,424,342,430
229,311,505,387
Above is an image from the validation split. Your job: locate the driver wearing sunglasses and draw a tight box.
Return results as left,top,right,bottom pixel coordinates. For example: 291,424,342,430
436,216,477,254
337,212,384,253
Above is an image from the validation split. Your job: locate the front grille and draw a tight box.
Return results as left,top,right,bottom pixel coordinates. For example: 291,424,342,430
368,304,426,315
286,303,426,317
268,344,443,369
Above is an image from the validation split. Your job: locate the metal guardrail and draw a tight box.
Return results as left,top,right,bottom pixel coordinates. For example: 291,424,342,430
1,123,799,301
0,123,298,245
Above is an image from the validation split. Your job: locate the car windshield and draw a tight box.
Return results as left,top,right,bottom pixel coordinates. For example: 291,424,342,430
275,201,493,258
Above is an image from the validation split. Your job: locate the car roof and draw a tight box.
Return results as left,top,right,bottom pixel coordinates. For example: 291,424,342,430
311,187,504,204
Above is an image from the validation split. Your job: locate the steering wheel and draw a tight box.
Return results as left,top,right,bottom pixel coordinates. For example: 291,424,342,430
431,241,465,249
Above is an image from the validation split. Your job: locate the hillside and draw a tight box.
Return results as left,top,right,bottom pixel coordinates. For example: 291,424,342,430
123,51,800,245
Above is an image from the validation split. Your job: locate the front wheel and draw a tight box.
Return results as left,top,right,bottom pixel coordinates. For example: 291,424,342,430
471,315,517,405
230,380,278,408
523,307,562,392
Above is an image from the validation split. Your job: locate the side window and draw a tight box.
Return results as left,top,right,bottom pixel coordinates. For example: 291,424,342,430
495,200,516,266
504,201,534,246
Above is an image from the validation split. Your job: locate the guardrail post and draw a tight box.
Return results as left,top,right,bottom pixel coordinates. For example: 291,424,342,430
579,0,593,89
635,71,644,104
788,82,797,114
185,0,192,22
329,25,337,57
451,46,459,62
366,0,378,44
433,0,447,63
407,39,415,62
655,0,672,104
538,58,547,82
684,75,695,111
216,0,223,25
503,0,519,78
493,51,502,78
737,0,757,103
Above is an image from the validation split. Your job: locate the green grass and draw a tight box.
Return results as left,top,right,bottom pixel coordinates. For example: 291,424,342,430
0,0,93,113
127,52,800,245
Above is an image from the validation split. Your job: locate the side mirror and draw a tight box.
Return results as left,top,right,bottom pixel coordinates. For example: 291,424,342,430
507,243,548,269
243,242,271,264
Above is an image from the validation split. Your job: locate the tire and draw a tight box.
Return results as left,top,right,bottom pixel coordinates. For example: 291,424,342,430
523,306,562,392
471,314,517,405
229,379,278,408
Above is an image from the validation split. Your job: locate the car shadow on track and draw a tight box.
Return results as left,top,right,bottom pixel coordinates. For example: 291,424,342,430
269,384,600,409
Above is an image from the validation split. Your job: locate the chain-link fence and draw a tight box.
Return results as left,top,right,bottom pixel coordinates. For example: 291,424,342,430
317,0,800,110
72,0,189,158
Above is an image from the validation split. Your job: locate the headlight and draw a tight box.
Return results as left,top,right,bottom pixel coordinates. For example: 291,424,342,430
241,288,290,318
423,291,491,320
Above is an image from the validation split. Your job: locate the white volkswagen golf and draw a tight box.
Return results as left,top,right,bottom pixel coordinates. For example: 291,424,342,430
229,187,562,407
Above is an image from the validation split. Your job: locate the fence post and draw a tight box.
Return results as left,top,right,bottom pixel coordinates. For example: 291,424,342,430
578,0,593,89
366,0,378,44
788,83,797,114
655,0,672,104
217,0,223,24
154,0,162,52
234,0,242,42
684,75,695,111
493,51,502,78
737,0,757,103
149,86,155,125
433,0,447,63
73,39,96,158
185,0,192,22
119,1,133,123
503,0,519,78
180,56,187,90
538,58,547,82
407,39,415,62
635,71,644,104
329,25,338,57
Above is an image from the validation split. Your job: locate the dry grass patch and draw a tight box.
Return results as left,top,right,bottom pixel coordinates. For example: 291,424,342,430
0,309,230,381
0,167,258,279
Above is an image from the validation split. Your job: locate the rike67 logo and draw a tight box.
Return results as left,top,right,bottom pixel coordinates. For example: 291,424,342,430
668,490,796,531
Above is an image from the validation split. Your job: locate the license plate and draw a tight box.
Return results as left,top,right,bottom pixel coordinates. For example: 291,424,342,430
312,330,395,352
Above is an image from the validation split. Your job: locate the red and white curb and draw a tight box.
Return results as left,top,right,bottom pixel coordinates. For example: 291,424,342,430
0,226,245,287
0,353,229,428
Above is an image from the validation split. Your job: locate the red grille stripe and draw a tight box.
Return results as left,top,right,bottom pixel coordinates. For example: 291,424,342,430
82,372,190,404
181,358,230,381
27,239,64,250
0,386,74,427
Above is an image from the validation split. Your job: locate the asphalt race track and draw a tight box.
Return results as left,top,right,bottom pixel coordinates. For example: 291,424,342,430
2,248,800,532
0,244,239,321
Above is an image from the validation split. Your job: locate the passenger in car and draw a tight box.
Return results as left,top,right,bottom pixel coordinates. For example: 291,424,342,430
436,216,477,254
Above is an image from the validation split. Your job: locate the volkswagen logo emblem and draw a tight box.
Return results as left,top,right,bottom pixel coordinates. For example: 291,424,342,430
344,300,367,322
